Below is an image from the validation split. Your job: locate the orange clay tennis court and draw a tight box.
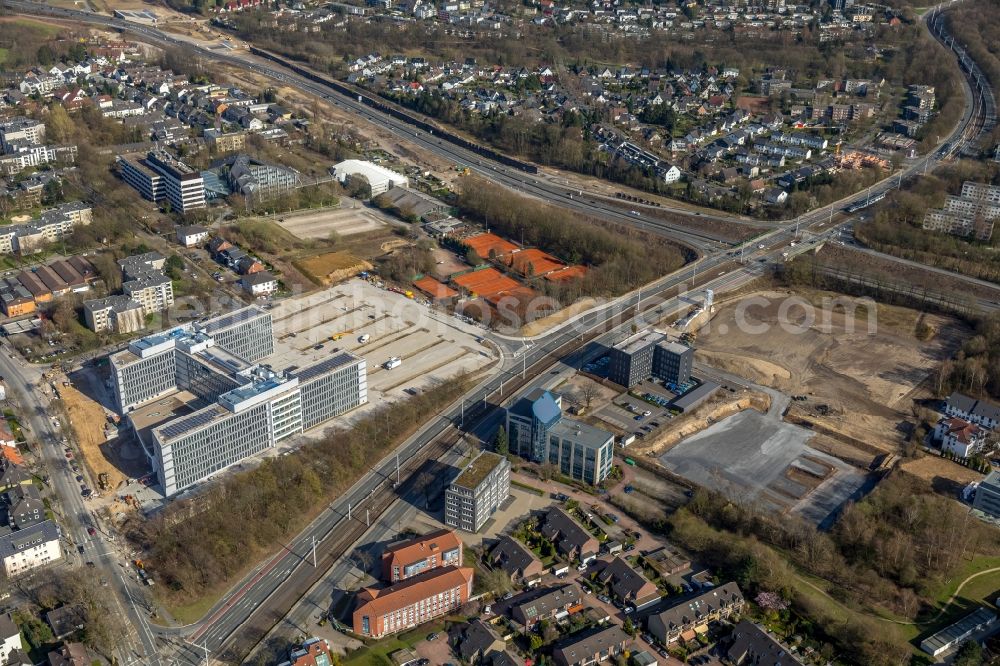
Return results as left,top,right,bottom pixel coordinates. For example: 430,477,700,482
452,268,523,297
505,249,565,276
544,265,589,282
412,276,459,300
463,233,519,259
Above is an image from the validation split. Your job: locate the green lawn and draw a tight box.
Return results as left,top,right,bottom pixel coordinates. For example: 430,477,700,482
342,621,447,666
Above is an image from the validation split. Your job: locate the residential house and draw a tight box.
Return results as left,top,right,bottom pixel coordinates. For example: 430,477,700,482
176,225,209,247
241,270,278,297
46,642,89,666
596,557,660,609
726,620,803,665
944,393,1000,430
276,637,336,666
540,506,600,564
45,606,86,640
646,582,745,644
935,417,989,458
0,613,23,665
456,619,506,664
488,535,544,586
552,625,630,666
509,584,583,629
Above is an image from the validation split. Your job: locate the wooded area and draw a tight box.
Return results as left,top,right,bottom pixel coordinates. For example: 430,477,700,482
126,376,472,607
456,178,689,299
671,474,1000,665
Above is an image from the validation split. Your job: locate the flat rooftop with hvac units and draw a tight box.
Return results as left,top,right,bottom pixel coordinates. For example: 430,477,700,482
109,305,367,496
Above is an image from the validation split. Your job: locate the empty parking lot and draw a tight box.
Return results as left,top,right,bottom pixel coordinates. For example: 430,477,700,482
268,279,497,422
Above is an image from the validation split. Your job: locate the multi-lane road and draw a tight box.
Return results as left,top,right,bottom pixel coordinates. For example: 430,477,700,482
0,0,995,662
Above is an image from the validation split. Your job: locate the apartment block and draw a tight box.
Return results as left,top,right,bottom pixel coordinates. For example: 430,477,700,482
445,451,510,532
0,117,45,152
352,566,474,638
83,295,145,334
0,202,92,255
381,528,463,583
923,181,1000,241
0,519,62,578
204,129,247,153
123,272,174,316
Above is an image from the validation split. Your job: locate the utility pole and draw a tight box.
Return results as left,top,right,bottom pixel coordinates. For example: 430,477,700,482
311,535,317,568
366,509,370,527
203,641,209,666
348,502,351,520
395,453,400,486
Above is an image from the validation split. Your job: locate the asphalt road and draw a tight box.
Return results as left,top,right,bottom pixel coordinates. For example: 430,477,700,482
0,343,161,666
0,0,993,661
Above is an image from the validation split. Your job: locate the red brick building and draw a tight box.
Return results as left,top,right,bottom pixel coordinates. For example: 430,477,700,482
380,528,463,583
353,566,474,638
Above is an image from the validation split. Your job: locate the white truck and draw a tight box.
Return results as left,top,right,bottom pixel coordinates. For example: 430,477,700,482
384,357,402,370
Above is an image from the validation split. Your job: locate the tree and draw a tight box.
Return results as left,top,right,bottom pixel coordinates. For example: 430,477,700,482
165,254,185,280
46,105,75,144
528,633,544,651
495,425,509,456
36,44,55,66
623,617,636,636
953,641,982,666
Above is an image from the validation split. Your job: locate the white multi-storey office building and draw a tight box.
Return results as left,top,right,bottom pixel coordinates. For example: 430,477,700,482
110,306,367,496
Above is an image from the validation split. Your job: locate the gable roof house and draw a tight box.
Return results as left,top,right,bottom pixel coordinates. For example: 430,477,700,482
552,625,630,666
540,507,600,563
647,582,745,644
595,557,660,608
488,535,544,586
456,619,505,665
509,584,583,629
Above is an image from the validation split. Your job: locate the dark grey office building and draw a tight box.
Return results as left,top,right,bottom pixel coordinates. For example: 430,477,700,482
607,331,663,388
653,341,694,385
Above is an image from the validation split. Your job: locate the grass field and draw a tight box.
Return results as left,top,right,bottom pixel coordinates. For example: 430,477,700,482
342,621,447,666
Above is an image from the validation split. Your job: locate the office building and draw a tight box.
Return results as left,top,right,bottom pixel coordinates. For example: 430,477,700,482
445,452,510,532
974,470,1000,519
381,528,463,583
83,296,146,334
608,331,662,388
110,306,367,495
546,420,614,486
506,388,562,463
199,305,275,363
352,566,474,638
653,341,694,385
220,154,302,201
506,389,615,485
119,150,205,213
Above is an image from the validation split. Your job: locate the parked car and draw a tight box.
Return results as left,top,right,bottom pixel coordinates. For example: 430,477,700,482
426,633,440,642
597,595,611,604
87,527,96,536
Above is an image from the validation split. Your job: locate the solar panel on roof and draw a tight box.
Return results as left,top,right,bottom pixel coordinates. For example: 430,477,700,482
158,408,219,440
291,353,356,383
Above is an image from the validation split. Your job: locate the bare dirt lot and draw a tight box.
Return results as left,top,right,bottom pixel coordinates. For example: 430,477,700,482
278,204,390,240
694,289,967,453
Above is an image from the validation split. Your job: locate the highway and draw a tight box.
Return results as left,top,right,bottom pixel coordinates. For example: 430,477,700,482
0,0,994,662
